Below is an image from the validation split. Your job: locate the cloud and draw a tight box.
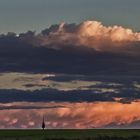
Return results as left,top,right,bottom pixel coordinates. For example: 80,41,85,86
2,19,139,54
0,88,114,103
0,102,65,110
0,79,139,103
0,20,140,74
2,72,140,103
1,20,140,53
37,20,140,54
1,102,140,128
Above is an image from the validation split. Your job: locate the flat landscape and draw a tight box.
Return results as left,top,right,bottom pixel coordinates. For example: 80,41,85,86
0,129,140,140
1,1,140,140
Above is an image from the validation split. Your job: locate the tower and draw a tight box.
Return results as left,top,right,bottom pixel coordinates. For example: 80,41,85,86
42,116,45,130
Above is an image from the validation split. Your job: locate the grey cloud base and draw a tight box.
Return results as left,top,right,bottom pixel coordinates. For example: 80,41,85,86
0,20,140,75
0,37,139,75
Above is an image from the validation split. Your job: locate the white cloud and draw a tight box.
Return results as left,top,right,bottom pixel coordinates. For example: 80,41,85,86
33,20,140,54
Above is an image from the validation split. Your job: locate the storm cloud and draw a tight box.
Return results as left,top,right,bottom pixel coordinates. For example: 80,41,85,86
0,20,140,75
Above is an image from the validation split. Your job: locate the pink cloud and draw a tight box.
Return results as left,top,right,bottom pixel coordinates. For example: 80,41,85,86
29,20,140,55
1,102,140,128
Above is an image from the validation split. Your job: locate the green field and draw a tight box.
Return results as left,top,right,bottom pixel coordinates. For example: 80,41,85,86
0,129,140,140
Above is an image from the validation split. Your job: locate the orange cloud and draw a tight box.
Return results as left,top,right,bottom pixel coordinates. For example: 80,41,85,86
0,101,140,128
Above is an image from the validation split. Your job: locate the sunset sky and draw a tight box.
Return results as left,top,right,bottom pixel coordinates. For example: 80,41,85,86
0,0,140,129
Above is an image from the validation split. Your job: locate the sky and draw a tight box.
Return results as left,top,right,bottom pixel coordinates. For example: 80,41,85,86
0,0,140,33
1,0,140,129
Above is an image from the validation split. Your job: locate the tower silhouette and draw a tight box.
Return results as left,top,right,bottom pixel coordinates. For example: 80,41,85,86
42,116,45,130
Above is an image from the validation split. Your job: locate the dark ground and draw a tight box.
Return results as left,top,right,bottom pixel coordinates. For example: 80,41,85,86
0,129,140,140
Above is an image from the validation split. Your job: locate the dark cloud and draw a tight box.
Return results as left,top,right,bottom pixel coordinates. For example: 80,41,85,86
0,105,65,110
23,84,46,88
0,42,140,75
42,74,140,83
0,73,139,104
0,20,140,75
0,88,114,103
0,83,139,103
41,23,77,35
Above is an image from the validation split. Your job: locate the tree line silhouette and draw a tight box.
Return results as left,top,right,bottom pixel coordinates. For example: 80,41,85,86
42,136,140,140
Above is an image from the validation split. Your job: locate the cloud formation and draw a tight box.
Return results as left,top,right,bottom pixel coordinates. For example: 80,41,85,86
1,20,140,53
1,102,140,128
35,20,140,54
0,20,140,74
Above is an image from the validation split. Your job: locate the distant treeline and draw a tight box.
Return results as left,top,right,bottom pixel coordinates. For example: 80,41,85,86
43,136,140,140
